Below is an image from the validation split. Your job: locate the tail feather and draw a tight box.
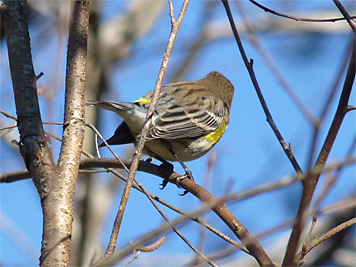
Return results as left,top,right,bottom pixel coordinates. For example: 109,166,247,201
99,122,135,147
86,101,133,113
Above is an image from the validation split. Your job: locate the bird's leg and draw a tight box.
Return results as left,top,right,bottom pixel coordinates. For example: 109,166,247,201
169,148,194,196
169,149,194,181
150,148,193,195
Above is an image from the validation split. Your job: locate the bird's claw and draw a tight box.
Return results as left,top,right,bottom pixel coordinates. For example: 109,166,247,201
158,162,174,190
157,160,194,196
176,171,194,196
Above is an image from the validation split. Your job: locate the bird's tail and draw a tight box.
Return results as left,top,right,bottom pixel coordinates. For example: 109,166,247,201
86,101,134,113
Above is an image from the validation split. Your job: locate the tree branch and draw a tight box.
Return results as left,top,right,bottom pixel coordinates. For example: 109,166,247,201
36,1,89,266
333,0,356,32
282,41,355,266
249,0,356,23
221,0,303,175
2,1,61,265
99,0,191,262
295,218,356,263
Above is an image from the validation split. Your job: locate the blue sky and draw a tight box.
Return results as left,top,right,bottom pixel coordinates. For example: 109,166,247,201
1,1,355,266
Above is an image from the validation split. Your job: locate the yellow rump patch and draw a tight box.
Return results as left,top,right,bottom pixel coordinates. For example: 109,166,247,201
205,121,228,146
134,98,151,104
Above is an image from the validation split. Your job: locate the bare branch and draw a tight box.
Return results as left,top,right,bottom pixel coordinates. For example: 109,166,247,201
283,41,355,266
221,0,303,175
295,218,356,263
174,171,272,266
39,1,90,266
249,0,356,23
333,0,356,32
2,0,60,265
97,2,191,262
132,178,218,267
306,39,354,171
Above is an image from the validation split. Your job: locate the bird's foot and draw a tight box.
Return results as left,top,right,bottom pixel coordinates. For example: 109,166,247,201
157,162,174,190
176,170,194,196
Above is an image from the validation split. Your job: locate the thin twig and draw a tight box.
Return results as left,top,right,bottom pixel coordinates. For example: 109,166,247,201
221,0,303,175
282,40,355,266
0,121,16,137
318,197,356,216
102,166,243,252
249,0,356,23
133,178,218,267
3,156,355,191
309,135,355,218
195,197,356,266
192,152,218,266
86,123,130,173
234,1,317,125
0,122,247,251
300,214,318,264
100,186,249,266
123,251,139,267
295,218,356,263
171,0,218,82
0,109,17,120
3,155,354,264
347,105,356,112
333,0,356,32
174,174,273,265
308,137,356,233
97,1,191,262
306,39,354,171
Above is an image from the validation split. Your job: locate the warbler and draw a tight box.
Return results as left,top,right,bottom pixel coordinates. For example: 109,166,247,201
87,71,234,183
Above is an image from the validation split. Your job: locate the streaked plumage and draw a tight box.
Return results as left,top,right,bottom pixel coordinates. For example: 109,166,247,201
87,71,234,162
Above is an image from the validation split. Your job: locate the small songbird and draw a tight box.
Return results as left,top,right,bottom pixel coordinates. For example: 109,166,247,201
87,71,234,188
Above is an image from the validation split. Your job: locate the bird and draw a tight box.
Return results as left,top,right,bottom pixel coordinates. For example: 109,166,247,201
87,71,234,190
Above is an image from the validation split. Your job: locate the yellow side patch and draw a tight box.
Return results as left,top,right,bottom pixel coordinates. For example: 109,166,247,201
205,121,227,146
135,98,151,104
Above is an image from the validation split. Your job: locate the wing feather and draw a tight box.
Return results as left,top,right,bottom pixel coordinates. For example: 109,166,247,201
147,103,225,140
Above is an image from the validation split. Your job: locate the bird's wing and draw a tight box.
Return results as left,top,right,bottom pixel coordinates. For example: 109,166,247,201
147,104,225,140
